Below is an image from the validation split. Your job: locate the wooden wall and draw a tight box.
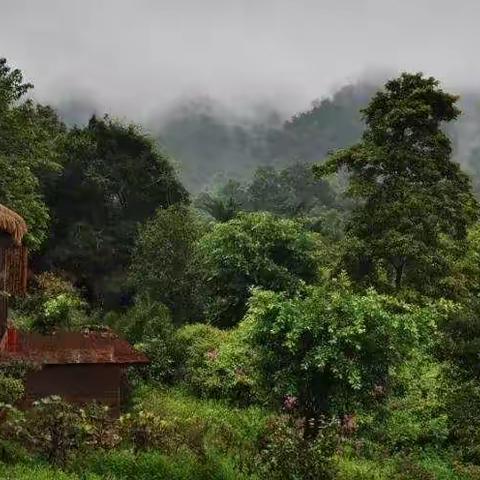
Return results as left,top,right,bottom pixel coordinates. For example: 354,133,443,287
24,364,123,413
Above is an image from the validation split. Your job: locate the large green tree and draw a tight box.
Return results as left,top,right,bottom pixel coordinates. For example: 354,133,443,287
42,116,189,306
315,73,478,294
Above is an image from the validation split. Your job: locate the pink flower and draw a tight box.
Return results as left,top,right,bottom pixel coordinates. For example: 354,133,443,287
283,394,298,411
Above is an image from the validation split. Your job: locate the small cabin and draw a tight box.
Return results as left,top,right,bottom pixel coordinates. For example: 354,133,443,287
0,204,148,413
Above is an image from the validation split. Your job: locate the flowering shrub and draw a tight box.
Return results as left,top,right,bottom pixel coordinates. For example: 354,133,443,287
243,278,443,424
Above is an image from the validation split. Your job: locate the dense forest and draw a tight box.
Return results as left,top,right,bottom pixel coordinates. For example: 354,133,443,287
3,56,480,479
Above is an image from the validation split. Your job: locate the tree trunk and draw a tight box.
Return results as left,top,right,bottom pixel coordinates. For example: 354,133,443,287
394,261,405,290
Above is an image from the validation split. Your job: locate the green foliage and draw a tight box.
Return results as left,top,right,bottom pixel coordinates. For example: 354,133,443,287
436,301,480,379
175,323,227,394
0,375,24,404
14,273,87,333
443,376,480,463
336,452,471,480
42,116,189,307
247,163,336,216
316,73,478,294
133,386,269,464
74,449,250,480
130,205,205,324
196,163,342,238
0,58,65,249
243,278,441,420
1,397,83,467
0,463,100,480
0,359,36,405
199,211,323,326
121,297,181,384
364,353,448,450
175,322,260,404
119,409,207,456
254,414,340,480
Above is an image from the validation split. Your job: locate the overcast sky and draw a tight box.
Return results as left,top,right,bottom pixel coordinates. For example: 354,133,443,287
1,0,479,120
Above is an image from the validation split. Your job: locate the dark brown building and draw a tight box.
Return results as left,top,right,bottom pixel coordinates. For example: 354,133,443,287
0,204,148,412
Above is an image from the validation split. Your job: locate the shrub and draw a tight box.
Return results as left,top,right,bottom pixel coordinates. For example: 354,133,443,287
119,409,207,457
13,273,88,333
364,353,448,451
445,376,480,463
111,296,181,384
253,414,340,480
79,402,121,450
175,322,260,404
0,374,24,404
175,323,226,395
22,396,83,466
243,277,443,431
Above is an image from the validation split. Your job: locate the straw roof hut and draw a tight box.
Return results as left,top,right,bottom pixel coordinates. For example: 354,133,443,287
0,204,27,246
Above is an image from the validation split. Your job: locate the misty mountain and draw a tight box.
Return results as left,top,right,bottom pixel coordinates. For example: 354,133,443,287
154,82,374,192
54,80,480,194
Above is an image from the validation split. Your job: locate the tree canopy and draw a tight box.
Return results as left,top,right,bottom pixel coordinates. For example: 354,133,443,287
198,212,324,326
315,73,478,294
41,116,189,306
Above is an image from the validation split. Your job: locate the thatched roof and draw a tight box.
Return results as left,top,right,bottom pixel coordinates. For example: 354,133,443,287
0,204,27,246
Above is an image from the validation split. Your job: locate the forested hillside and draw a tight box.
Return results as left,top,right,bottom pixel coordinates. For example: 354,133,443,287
4,57,480,480
153,81,480,196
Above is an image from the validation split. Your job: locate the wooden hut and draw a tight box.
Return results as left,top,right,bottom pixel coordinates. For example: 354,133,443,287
0,204,148,413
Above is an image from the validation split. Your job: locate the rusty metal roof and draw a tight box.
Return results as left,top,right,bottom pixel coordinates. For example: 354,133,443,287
0,328,149,365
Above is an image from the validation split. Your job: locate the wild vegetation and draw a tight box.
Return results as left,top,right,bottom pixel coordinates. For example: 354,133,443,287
3,57,480,479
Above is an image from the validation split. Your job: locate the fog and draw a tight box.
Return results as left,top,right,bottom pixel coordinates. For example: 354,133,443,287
1,0,479,121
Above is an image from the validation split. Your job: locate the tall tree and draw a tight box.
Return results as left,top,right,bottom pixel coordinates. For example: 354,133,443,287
315,73,478,294
42,116,188,306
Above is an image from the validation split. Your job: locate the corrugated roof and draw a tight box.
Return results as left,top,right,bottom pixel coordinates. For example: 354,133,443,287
0,328,149,365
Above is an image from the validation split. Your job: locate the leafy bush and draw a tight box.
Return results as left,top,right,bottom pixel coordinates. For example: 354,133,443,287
175,323,227,394
13,273,87,333
23,397,84,466
444,376,480,463
79,402,121,450
108,296,181,384
0,374,24,404
364,353,448,450
119,409,207,457
175,322,260,404
0,359,37,405
243,277,443,427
